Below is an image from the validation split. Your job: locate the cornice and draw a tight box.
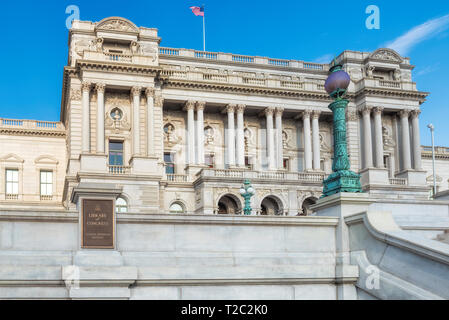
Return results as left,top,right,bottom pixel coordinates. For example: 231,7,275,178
0,128,66,137
76,60,161,75
161,79,333,102
355,87,429,103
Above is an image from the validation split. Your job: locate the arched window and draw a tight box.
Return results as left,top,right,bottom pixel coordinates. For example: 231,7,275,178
169,202,185,214
116,197,128,213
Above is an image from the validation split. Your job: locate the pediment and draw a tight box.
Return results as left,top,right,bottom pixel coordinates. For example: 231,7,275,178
0,153,24,163
369,48,403,63
34,155,59,165
96,17,139,33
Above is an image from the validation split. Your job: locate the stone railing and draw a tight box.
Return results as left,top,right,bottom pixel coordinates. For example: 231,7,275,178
165,174,189,182
82,51,156,65
422,145,449,159
108,165,131,175
354,78,417,91
160,68,325,92
159,47,329,71
5,194,19,200
198,168,325,183
389,178,407,186
0,118,64,131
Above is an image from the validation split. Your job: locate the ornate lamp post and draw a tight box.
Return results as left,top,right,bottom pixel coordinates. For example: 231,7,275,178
239,180,255,215
321,60,362,197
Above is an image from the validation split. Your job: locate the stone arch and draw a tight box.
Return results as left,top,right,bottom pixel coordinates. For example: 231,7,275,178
168,200,187,214
217,194,242,215
260,195,284,216
301,196,318,216
34,155,59,165
96,17,139,33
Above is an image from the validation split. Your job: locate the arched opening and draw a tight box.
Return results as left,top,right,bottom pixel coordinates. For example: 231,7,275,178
260,196,283,216
217,194,242,215
116,197,128,213
169,202,185,214
301,197,317,216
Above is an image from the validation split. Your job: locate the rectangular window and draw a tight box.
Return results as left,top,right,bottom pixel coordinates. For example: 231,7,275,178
245,156,253,170
205,154,215,168
109,141,124,166
283,158,290,170
164,153,175,174
40,170,53,196
5,169,19,195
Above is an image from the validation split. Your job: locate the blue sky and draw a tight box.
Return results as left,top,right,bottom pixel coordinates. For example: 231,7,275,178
0,0,448,146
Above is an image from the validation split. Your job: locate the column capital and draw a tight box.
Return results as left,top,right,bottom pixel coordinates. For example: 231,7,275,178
398,109,411,118
196,101,206,111
311,110,321,120
154,94,164,108
225,104,236,113
410,109,421,118
359,105,373,116
131,86,142,96
372,106,384,115
236,104,246,114
145,87,155,97
81,81,91,92
95,83,106,93
184,100,196,111
275,106,284,116
264,107,275,116
301,109,312,119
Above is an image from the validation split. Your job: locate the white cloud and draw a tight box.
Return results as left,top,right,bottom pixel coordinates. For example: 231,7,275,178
415,63,440,77
313,54,333,64
385,14,449,55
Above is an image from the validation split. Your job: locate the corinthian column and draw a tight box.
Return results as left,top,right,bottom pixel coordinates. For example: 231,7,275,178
275,107,284,170
411,109,422,170
131,86,142,156
145,88,155,156
95,83,106,154
196,101,206,165
265,107,275,170
399,110,412,170
185,101,196,165
373,107,384,168
81,82,91,153
236,104,246,167
302,110,312,171
226,104,236,167
312,110,321,170
361,106,373,169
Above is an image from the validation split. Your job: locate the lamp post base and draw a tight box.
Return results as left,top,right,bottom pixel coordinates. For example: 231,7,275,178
322,170,362,198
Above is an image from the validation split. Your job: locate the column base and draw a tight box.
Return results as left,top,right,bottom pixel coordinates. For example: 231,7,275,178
79,153,108,173
359,167,389,187
129,156,161,175
396,169,427,186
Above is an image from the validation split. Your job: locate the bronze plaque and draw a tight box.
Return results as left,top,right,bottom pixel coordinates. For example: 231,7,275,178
82,199,115,249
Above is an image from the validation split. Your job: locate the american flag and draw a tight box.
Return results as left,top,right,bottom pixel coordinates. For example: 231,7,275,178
190,6,204,17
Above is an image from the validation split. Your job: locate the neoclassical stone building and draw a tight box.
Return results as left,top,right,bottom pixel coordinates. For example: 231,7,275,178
0,16,431,216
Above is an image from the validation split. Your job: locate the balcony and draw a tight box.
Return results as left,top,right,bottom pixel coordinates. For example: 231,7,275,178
389,178,407,186
1,119,64,131
108,165,131,175
159,47,329,72
353,78,417,92
82,51,157,66
198,168,325,184
422,146,449,159
165,174,189,183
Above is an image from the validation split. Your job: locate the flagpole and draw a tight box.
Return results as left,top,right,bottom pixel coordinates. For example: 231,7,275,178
203,13,206,51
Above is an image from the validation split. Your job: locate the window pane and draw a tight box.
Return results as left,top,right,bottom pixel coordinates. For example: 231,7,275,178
109,142,123,152
12,183,18,195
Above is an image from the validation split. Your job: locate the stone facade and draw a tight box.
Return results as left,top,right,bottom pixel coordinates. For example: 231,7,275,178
0,17,433,216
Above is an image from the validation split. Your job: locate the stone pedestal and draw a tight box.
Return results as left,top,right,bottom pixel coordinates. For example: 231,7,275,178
80,154,108,173
311,193,373,300
396,169,427,186
360,167,389,187
186,164,208,178
129,156,160,175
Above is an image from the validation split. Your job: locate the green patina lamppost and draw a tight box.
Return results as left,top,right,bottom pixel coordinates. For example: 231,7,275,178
321,60,362,197
239,180,255,215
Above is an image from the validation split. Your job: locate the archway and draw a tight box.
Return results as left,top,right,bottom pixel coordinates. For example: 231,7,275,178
217,194,242,215
260,196,283,216
301,197,318,216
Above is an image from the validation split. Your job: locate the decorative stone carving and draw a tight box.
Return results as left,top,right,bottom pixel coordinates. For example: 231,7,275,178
282,130,289,149
196,101,206,111
105,109,131,133
130,41,140,54
319,133,331,152
370,48,403,63
366,65,375,77
81,82,91,92
96,18,138,33
145,87,155,98
346,108,358,121
70,89,81,101
131,86,142,97
154,94,164,108
275,106,284,116
185,100,196,111
236,104,246,113
204,126,215,145
410,109,421,119
393,69,402,81
95,83,106,93
264,107,274,116
382,126,396,148
163,123,181,146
